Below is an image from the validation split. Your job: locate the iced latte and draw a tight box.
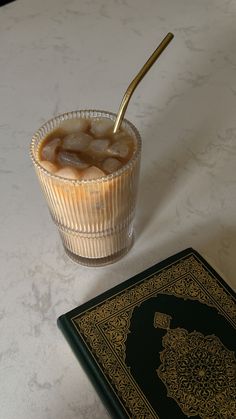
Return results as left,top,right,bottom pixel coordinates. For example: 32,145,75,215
30,110,141,266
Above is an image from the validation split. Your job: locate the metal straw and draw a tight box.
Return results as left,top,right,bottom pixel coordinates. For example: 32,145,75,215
113,32,174,134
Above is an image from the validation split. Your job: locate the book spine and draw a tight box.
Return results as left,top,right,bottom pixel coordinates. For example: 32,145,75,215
57,315,127,419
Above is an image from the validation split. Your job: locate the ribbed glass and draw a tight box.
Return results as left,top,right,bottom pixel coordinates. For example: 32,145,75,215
30,110,141,266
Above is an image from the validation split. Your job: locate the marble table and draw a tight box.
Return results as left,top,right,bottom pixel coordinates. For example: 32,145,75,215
1,0,235,418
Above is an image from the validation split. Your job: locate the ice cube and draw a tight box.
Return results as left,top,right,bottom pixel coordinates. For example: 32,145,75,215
81,166,105,180
57,150,89,170
112,128,131,140
102,157,122,173
90,119,114,137
63,132,92,152
89,139,110,155
40,160,57,173
108,141,129,158
60,118,90,134
56,166,79,179
112,130,126,141
41,137,61,162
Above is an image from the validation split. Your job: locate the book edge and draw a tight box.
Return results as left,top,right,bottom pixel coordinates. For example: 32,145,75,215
57,314,128,419
192,248,236,299
61,247,195,320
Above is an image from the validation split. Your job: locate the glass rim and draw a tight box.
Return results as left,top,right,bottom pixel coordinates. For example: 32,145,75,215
30,109,142,184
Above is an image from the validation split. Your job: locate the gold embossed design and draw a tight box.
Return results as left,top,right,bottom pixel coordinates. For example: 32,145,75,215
73,253,236,418
100,311,133,361
157,328,236,418
76,304,156,418
154,312,172,330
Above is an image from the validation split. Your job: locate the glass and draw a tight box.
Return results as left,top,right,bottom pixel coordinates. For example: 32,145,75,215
30,110,141,266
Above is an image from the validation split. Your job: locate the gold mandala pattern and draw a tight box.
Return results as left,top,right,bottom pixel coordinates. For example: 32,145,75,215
73,253,236,418
157,328,236,418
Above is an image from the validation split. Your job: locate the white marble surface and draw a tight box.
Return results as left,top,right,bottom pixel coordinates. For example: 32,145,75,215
1,0,236,418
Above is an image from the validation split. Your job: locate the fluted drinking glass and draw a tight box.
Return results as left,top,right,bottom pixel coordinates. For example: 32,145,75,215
30,110,141,266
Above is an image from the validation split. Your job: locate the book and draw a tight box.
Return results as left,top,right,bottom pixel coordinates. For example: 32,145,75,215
57,248,236,418
0,0,16,7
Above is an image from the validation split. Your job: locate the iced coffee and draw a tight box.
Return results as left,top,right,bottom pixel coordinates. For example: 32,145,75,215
39,117,136,179
30,110,141,266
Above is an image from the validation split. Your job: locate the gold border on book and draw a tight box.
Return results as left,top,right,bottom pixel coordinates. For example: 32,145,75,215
73,254,236,418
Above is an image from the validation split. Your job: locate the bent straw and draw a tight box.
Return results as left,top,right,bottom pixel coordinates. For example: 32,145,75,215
113,32,174,134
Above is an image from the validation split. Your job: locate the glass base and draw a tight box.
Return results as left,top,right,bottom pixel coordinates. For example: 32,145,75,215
63,233,134,267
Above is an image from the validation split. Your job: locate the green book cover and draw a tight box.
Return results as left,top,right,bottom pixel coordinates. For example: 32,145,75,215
57,248,236,418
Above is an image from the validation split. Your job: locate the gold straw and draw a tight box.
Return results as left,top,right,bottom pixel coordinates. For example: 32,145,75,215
113,32,174,134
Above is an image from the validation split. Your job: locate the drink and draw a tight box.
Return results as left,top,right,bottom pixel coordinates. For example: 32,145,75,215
39,116,136,178
30,110,141,266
